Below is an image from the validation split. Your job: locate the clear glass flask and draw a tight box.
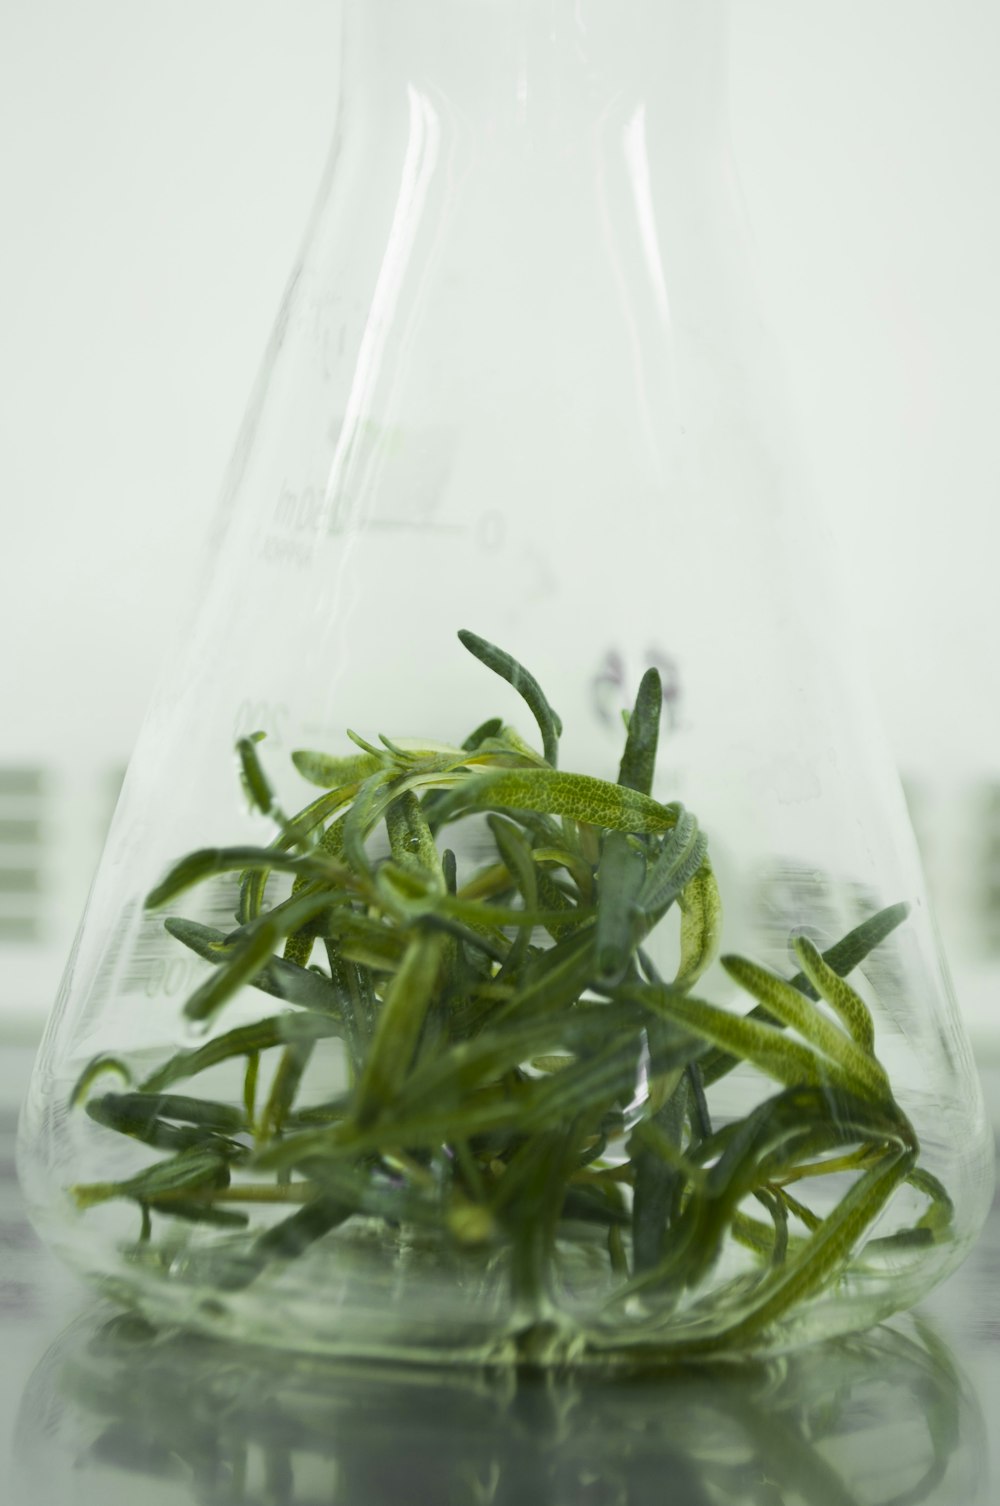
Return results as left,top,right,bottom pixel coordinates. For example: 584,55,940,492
17,0,994,1364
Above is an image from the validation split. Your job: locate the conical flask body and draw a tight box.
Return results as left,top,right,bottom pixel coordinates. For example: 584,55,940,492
19,0,993,1363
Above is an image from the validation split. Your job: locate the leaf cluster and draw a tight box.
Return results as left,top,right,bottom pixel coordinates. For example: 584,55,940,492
70,632,951,1358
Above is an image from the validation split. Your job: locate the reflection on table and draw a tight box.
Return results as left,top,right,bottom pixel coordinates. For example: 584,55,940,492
13,1302,987,1506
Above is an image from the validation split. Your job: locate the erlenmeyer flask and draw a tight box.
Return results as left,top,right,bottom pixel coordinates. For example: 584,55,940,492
18,0,993,1364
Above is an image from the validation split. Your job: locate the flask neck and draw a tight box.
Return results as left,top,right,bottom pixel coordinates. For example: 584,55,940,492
337,0,730,156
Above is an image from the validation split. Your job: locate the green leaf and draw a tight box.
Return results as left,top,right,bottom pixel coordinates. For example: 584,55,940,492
181,892,343,1025
675,858,722,990
385,789,444,885
458,629,563,766
283,815,350,965
905,1166,955,1239
468,728,548,768
720,954,890,1102
388,1008,624,1119
109,1150,230,1198
595,831,647,984
139,1012,344,1094
342,760,475,882
281,785,367,845
96,1091,245,1134
493,928,597,1026
614,1085,908,1308
495,1123,584,1309
462,716,504,752
237,735,281,820
531,863,581,939
699,1145,916,1353
282,931,315,968
485,814,537,976
701,901,909,1087
617,667,662,796
530,845,593,897
433,767,680,835
84,1094,245,1156
234,788,359,927
415,910,510,967
487,813,538,907
146,846,347,910
516,1036,642,1135
72,1147,231,1210
324,944,377,1073
752,1187,789,1267
637,810,706,919
260,1037,316,1139
146,1200,250,1229
251,1095,527,1173
322,909,408,972
341,766,398,880
69,1054,133,1108
254,1032,647,1174
218,1192,356,1289
372,860,441,923
623,982,860,1096
630,1074,688,1273
439,894,591,933
291,748,384,790
243,1050,259,1126
164,916,345,1016
345,728,386,758
790,902,910,1001
353,931,448,1127
790,934,876,1053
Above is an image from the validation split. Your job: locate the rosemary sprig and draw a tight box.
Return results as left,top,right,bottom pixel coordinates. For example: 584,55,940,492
69,630,945,1359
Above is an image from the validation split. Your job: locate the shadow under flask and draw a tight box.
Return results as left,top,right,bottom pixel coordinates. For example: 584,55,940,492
17,0,994,1365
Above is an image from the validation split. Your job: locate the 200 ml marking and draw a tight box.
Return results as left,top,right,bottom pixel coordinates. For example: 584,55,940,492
263,482,506,558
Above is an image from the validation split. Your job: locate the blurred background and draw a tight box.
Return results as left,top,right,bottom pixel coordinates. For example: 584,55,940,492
0,1,997,1047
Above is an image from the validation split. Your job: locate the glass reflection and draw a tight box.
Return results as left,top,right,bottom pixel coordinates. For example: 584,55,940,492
13,1305,987,1505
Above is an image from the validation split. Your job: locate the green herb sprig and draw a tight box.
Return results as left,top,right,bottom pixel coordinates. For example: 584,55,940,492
70,632,952,1360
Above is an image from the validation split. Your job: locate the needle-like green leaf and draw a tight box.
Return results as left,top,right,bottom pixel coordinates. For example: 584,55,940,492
139,1012,344,1094
146,846,348,910
623,982,861,1096
458,630,563,766
720,954,890,1101
353,931,447,1127
290,749,384,790
790,934,876,1053
675,858,722,990
637,809,706,920
595,831,647,984
433,767,680,834
617,667,662,796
